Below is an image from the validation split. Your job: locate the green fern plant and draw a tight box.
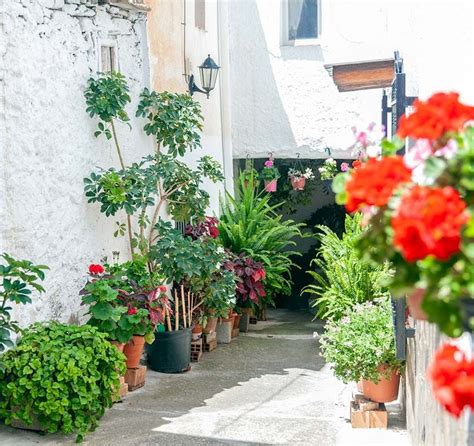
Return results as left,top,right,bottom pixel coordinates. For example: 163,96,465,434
304,214,392,321
219,175,305,306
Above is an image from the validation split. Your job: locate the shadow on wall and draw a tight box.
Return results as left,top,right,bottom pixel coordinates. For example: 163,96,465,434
229,0,297,156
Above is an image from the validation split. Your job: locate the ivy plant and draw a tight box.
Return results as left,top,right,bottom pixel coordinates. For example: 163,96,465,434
0,322,126,443
0,253,48,352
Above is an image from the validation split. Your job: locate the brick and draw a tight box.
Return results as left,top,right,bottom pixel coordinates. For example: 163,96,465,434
125,365,146,391
350,400,387,429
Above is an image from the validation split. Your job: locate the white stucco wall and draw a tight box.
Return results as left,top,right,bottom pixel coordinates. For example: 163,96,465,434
228,0,474,160
2,0,152,327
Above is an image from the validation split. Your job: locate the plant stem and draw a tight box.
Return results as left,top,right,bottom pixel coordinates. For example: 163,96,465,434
110,119,135,256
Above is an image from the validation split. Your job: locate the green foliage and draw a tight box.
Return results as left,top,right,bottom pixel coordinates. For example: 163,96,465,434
319,297,403,384
136,89,203,157
0,322,126,443
149,220,236,317
218,175,304,305
304,214,392,321
0,254,48,352
84,72,131,140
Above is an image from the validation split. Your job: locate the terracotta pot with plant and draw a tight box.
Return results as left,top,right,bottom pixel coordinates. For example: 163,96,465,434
288,167,314,191
261,159,280,193
320,297,403,403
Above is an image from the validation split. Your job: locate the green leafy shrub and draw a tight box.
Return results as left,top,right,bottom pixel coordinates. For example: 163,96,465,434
304,214,392,320
218,176,304,306
0,254,48,352
319,297,403,383
0,322,126,442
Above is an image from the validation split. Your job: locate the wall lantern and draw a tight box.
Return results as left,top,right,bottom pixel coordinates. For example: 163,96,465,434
188,54,220,98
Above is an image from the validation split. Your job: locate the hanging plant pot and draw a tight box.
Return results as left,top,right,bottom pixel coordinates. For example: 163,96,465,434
406,288,428,321
290,177,306,191
264,179,277,193
362,366,400,403
123,335,145,368
459,297,474,332
146,328,192,373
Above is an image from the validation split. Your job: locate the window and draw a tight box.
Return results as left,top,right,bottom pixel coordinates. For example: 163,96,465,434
287,0,319,41
99,42,118,73
195,0,205,31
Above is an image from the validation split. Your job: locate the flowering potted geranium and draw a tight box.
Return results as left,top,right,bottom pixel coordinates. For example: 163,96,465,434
288,167,315,191
261,159,280,192
332,92,474,416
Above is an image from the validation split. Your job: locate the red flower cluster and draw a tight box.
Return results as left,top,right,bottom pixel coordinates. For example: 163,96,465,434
397,92,474,140
391,186,469,262
351,160,362,169
427,343,474,417
159,285,167,293
345,156,412,213
127,307,137,316
88,264,105,275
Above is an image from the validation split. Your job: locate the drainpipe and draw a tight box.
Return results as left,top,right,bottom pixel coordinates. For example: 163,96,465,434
216,0,234,198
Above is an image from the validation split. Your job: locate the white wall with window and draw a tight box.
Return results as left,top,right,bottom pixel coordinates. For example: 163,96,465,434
227,0,474,160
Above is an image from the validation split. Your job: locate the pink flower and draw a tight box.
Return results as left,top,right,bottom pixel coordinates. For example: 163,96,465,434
341,162,350,172
264,160,274,168
404,139,433,170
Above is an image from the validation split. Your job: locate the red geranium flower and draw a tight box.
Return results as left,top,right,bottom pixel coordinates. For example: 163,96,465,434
88,264,105,275
397,92,474,140
351,160,362,169
159,285,167,293
391,186,469,262
127,307,137,316
427,343,474,417
344,156,412,213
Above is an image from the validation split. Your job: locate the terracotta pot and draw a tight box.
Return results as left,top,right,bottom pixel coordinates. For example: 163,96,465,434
203,317,218,334
123,335,145,369
192,324,203,340
362,366,400,403
291,177,306,190
356,380,364,393
233,314,241,330
407,288,428,321
110,341,125,352
264,179,277,192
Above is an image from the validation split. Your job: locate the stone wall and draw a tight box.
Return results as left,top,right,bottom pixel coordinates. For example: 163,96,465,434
406,321,473,445
2,0,152,328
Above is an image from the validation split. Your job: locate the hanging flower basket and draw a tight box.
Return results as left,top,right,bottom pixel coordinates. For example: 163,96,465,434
290,176,306,190
264,179,277,193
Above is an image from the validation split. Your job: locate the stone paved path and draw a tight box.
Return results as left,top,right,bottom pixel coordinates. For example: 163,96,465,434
0,309,409,445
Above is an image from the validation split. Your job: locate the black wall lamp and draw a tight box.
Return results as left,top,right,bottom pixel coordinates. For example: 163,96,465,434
188,54,220,98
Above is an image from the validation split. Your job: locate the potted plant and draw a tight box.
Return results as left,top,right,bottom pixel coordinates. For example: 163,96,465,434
148,220,236,372
288,167,315,191
318,157,338,186
332,92,474,339
261,159,280,192
0,254,48,352
320,297,404,403
0,322,125,443
81,257,169,368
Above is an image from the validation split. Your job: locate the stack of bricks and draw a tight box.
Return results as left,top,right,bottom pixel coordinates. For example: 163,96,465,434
203,331,217,352
191,338,203,362
350,393,388,429
125,365,146,391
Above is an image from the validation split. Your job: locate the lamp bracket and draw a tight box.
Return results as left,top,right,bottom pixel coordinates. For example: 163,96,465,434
188,74,209,98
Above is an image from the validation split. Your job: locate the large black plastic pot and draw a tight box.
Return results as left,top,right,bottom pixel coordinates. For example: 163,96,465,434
146,327,192,373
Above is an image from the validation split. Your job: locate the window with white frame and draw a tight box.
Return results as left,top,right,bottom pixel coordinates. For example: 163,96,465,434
99,41,119,73
287,0,320,41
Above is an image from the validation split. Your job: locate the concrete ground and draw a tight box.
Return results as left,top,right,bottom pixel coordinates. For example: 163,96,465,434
0,309,409,446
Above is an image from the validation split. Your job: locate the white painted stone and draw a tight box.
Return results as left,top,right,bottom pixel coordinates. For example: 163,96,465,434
2,0,151,329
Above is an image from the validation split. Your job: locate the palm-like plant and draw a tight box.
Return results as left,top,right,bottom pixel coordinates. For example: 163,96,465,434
218,175,304,306
304,214,392,321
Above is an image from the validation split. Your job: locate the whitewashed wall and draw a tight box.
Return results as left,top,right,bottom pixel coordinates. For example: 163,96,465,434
228,0,474,159
1,0,152,327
